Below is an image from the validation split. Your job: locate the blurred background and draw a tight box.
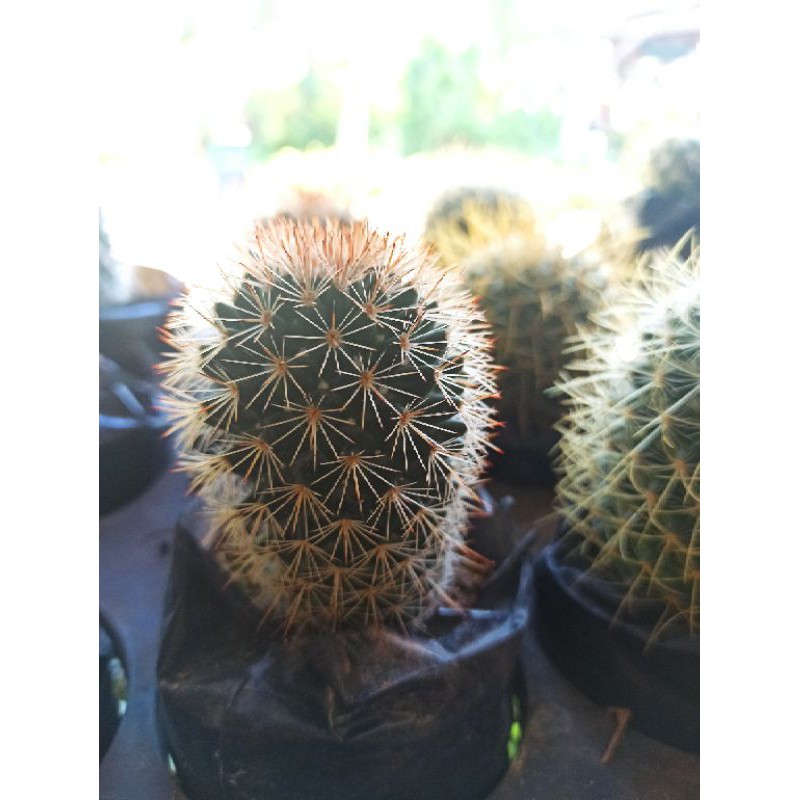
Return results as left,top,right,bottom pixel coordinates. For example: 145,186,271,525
98,0,699,288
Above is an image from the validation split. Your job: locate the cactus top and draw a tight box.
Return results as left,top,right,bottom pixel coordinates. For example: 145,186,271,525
424,188,538,271
554,244,700,642
425,192,607,444
645,138,700,201
266,187,353,227
160,219,497,632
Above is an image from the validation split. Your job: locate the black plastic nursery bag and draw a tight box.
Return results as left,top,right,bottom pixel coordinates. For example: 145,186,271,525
534,535,699,752
158,502,531,800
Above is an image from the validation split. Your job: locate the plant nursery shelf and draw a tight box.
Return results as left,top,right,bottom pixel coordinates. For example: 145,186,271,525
100,469,699,800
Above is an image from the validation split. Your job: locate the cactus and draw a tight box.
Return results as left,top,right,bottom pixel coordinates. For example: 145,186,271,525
553,242,700,642
644,138,700,202
424,187,537,268
267,187,353,227
160,219,497,632
425,191,606,454
636,138,700,253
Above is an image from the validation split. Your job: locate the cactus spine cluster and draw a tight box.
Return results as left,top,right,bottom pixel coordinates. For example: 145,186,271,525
553,243,700,642
425,190,606,448
160,219,497,632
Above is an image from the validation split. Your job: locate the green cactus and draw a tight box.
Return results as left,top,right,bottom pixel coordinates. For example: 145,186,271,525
553,242,700,642
424,187,537,265
635,138,700,254
265,187,353,227
425,191,607,451
645,138,700,203
160,219,497,632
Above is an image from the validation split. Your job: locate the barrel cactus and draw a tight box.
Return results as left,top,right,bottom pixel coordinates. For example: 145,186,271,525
160,219,497,632
425,189,607,467
553,242,700,642
645,138,700,202
267,187,353,227
635,138,700,253
424,187,538,269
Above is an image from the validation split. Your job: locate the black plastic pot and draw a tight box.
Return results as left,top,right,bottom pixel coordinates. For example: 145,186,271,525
533,535,699,752
100,475,700,799
487,423,557,488
99,294,176,515
157,498,531,800
99,298,173,380
100,356,171,515
100,417,171,515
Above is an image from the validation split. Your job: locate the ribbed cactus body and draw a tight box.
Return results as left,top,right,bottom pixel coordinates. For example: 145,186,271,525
554,245,700,641
425,190,605,448
464,237,605,443
161,220,496,631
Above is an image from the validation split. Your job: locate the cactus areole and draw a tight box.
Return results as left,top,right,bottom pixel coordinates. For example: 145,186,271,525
160,219,498,632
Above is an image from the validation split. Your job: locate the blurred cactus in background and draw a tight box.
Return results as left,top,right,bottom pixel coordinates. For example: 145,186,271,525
646,139,700,201
425,189,607,482
636,138,700,253
424,187,537,265
264,187,354,228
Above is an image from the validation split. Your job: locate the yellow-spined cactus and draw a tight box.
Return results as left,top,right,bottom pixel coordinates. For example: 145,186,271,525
554,242,700,642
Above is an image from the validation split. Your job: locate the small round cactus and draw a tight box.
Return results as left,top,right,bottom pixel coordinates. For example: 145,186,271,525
424,187,538,269
636,138,700,253
553,242,700,642
425,191,606,461
160,219,497,632
267,187,353,227
644,138,700,201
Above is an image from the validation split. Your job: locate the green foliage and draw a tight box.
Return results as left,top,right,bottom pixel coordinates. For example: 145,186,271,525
554,244,700,642
488,108,562,155
397,39,562,157
399,41,489,155
161,220,496,632
245,70,341,160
